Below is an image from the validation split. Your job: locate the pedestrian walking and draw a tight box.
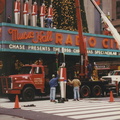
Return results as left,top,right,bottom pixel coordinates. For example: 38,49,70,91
49,74,59,102
68,76,81,101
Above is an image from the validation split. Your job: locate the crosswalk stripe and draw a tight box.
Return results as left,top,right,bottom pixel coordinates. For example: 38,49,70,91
20,99,120,120
68,111,120,119
27,100,117,110
40,105,120,113
32,104,112,111
87,115,120,120
54,107,120,116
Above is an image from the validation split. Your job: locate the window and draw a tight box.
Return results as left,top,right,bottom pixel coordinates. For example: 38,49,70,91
116,1,120,19
19,66,32,74
33,67,42,74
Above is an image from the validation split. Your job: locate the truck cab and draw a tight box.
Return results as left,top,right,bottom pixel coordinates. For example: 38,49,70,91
3,64,49,101
101,70,120,95
102,70,120,84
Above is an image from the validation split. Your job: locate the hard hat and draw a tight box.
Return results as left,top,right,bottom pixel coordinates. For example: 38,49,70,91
52,74,55,77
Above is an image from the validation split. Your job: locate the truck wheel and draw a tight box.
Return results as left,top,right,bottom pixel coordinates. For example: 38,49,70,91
22,87,35,101
92,85,102,97
80,85,91,98
8,94,16,102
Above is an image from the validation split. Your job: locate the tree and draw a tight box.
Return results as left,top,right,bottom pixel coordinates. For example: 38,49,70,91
44,0,88,32
80,0,88,32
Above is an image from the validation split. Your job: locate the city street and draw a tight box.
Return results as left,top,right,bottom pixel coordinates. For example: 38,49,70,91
1,0,120,120
0,96,120,120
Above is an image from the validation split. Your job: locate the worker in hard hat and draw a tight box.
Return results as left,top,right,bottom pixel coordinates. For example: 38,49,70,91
49,73,59,102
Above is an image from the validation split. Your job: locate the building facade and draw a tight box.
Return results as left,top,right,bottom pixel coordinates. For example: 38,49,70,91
0,0,120,78
84,0,120,34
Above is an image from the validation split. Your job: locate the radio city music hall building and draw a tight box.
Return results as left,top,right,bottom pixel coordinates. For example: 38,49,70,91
0,0,120,77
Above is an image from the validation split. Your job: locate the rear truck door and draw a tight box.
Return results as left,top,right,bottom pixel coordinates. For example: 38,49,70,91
32,66,45,93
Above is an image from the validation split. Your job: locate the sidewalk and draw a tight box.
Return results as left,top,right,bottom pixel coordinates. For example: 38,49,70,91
0,107,29,120
0,114,27,120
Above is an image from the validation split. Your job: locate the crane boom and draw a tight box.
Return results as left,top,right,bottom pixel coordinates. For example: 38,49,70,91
74,0,88,79
90,0,120,49
74,0,120,80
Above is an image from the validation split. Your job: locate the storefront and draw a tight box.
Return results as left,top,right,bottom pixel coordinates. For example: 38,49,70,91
0,22,120,77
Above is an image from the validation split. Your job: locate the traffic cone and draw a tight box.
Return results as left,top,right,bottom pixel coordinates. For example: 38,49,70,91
13,95,21,109
109,91,114,102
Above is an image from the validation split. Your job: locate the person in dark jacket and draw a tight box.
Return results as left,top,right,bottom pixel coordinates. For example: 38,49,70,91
49,74,59,102
87,61,92,80
7,15,11,23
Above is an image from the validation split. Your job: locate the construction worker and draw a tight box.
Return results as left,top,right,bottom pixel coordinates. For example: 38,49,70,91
15,60,23,73
87,61,92,80
46,4,53,28
7,15,11,23
49,73,59,102
34,58,43,65
68,76,81,101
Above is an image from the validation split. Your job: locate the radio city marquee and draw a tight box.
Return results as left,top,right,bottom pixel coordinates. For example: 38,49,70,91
0,26,120,56
7,44,119,56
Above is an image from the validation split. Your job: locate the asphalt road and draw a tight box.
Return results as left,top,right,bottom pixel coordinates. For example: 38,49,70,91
0,106,73,120
0,114,27,120
1,96,120,120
